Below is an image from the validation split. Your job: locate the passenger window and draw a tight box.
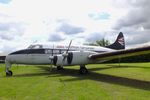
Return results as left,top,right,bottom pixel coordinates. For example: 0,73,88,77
60,50,66,54
45,49,52,54
53,50,60,54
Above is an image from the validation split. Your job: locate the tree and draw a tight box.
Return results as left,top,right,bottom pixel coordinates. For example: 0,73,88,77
85,38,110,46
95,38,110,46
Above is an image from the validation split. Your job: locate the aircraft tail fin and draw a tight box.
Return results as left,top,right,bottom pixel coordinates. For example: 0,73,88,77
105,32,125,50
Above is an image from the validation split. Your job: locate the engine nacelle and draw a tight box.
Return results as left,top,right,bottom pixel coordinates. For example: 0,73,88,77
53,51,96,66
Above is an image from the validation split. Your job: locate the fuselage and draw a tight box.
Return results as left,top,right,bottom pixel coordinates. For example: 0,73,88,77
5,32,127,76
5,44,114,65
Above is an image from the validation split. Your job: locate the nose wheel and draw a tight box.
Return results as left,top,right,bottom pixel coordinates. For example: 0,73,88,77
6,70,13,76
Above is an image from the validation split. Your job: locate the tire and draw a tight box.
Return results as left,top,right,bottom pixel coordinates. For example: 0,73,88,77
80,67,88,74
57,66,63,70
6,70,13,76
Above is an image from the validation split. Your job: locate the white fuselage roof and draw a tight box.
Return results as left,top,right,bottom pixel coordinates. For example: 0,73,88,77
28,44,114,52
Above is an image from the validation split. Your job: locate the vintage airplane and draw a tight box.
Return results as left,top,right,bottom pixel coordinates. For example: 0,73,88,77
4,32,150,76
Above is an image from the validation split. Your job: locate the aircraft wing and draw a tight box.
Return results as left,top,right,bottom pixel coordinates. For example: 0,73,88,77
89,46,150,61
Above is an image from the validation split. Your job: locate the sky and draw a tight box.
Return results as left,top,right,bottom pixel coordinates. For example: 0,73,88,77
0,0,150,53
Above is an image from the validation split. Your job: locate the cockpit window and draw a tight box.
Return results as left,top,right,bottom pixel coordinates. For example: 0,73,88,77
45,49,52,54
53,49,60,54
27,44,43,49
28,49,45,54
60,50,66,53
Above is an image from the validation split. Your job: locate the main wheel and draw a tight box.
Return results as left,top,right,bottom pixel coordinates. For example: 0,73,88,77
79,67,88,74
57,66,63,70
6,70,13,76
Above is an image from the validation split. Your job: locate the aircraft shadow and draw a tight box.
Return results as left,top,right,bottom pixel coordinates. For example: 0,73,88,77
89,64,150,71
13,72,50,77
13,65,150,91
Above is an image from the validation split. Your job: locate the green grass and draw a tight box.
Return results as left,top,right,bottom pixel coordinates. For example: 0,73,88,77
0,63,150,100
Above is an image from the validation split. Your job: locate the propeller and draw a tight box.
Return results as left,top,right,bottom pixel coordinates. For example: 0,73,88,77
49,40,72,69
49,56,54,71
49,44,54,71
62,40,72,66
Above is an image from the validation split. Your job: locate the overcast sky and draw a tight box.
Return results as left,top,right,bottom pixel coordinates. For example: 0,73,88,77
0,0,150,53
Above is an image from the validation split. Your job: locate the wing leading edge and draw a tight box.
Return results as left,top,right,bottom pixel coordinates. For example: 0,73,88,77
89,46,150,61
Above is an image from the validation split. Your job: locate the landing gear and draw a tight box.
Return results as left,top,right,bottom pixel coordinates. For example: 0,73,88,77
6,70,13,76
57,66,64,70
79,65,88,74
5,60,12,76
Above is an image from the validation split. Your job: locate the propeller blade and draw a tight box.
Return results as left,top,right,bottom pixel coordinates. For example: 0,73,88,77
49,59,53,71
66,40,72,53
62,40,72,66
49,44,55,71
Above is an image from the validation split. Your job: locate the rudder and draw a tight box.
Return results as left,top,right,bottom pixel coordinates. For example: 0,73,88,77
105,32,125,50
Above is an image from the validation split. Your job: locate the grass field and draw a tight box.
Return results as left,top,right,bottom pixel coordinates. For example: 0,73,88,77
0,63,150,100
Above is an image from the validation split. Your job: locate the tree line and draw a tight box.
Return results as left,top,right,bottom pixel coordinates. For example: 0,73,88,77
85,38,110,46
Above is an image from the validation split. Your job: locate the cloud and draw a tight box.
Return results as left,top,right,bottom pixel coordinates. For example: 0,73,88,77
56,22,85,35
124,30,150,45
0,44,16,53
0,0,149,52
113,9,149,30
0,38,24,53
0,33,14,40
0,22,25,40
48,32,65,42
113,0,150,30
0,0,11,4
85,32,104,42
112,0,150,45
88,12,110,20
112,0,150,8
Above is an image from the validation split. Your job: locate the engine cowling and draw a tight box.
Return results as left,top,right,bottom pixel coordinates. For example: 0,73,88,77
53,51,96,66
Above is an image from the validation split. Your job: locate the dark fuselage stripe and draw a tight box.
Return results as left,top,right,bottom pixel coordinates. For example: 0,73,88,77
9,49,105,55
